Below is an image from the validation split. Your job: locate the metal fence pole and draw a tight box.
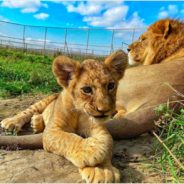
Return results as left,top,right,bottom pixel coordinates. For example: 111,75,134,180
132,28,135,42
43,27,47,55
64,28,69,55
23,25,26,51
110,30,115,54
86,29,90,55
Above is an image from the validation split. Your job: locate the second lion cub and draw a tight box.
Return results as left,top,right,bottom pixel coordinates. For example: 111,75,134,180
1,50,127,183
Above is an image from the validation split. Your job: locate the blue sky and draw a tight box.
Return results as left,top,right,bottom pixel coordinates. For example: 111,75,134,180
0,0,184,55
0,1,184,28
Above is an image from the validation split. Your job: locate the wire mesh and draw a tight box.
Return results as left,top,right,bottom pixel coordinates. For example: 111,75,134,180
0,20,147,56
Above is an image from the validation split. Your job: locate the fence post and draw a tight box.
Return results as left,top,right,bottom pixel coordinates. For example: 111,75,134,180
64,28,69,55
86,29,90,55
23,25,26,51
43,27,47,55
132,28,135,42
110,30,115,54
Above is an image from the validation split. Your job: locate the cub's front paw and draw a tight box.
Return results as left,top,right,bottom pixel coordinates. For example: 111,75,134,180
71,138,110,168
113,109,126,119
31,114,45,133
79,164,120,183
0,117,22,133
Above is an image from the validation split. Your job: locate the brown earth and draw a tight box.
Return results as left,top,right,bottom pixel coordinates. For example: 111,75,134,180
0,95,164,183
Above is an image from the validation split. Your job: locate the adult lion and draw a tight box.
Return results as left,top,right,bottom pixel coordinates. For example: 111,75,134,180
128,18,184,65
106,18,184,138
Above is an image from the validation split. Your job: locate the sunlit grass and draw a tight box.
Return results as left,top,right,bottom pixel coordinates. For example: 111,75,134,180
0,47,105,98
153,103,184,183
0,49,59,98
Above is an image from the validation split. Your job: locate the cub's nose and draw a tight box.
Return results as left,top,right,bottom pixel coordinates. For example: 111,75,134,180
97,107,110,114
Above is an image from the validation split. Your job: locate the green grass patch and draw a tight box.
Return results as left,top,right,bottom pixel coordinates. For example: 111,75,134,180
0,48,59,98
153,103,184,183
0,47,105,98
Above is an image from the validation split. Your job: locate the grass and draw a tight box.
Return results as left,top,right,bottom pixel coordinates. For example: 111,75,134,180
0,48,59,98
153,103,184,183
0,47,105,98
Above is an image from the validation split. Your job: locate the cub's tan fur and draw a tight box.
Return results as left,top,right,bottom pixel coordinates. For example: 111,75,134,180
128,18,184,65
0,50,127,183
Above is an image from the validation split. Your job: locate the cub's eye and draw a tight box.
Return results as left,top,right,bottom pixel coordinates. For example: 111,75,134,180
82,86,93,94
107,82,115,91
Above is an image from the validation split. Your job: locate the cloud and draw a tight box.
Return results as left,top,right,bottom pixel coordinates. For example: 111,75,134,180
158,11,168,19
158,4,179,19
66,2,103,15
1,0,48,13
63,1,145,29
63,1,124,16
21,7,39,13
83,5,129,27
34,13,49,20
168,5,178,15
113,12,146,44
116,12,145,28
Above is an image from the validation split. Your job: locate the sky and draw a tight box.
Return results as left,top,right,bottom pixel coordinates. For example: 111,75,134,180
0,0,184,55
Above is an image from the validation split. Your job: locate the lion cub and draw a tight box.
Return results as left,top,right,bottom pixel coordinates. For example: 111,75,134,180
1,50,127,183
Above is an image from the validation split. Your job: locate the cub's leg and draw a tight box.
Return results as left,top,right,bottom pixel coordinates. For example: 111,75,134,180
43,122,113,169
76,123,120,183
0,94,58,133
79,159,120,183
31,114,45,133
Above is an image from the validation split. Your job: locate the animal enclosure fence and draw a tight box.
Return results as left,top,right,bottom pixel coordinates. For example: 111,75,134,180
0,20,146,56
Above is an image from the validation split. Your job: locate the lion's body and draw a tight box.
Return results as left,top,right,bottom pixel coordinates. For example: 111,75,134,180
107,60,184,138
107,19,184,138
128,19,184,65
1,51,127,183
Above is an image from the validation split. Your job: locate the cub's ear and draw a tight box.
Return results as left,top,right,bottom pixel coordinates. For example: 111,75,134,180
52,56,80,87
104,50,128,80
149,19,171,39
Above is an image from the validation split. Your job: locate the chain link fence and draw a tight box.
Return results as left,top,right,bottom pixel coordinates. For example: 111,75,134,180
0,20,146,56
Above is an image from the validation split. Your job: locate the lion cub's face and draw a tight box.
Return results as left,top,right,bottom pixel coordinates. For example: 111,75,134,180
73,60,118,118
53,50,127,119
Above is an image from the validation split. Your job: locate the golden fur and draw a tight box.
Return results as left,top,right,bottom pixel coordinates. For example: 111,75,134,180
108,60,184,138
107,19,184,138
128,18,184,65
0,50,127,183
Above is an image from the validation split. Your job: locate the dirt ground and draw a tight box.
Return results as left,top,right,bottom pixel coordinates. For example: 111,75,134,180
0,95,164,183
